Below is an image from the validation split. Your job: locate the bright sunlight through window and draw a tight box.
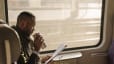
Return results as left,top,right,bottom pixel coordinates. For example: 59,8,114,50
7,0,103,52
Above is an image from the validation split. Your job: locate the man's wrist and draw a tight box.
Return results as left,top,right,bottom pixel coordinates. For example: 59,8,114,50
32,51,39,56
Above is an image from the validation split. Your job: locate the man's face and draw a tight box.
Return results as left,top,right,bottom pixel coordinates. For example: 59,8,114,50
23,18,35,36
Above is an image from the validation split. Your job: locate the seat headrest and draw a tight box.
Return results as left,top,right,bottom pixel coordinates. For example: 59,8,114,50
0,19,6,24
0,20,21,64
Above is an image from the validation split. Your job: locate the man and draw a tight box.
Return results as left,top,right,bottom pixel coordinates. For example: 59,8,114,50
12,11,51,64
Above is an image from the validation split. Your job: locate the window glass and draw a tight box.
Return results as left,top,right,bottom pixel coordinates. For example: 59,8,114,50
7,0,103,52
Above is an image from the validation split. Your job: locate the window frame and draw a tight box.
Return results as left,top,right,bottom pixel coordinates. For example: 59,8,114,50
5,0,105,54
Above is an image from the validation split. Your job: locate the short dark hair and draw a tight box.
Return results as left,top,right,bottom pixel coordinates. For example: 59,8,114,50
17,11,35,25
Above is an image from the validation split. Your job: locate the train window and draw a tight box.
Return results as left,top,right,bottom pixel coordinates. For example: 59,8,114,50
7,0,104,52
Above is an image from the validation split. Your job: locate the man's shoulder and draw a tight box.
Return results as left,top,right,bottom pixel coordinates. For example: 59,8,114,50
11,25,16,29
11,26,20,33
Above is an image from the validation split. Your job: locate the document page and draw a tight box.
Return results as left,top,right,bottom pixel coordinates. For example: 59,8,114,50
45,44,67,64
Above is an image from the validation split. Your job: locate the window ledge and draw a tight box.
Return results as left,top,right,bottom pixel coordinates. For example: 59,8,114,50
53,52,82,61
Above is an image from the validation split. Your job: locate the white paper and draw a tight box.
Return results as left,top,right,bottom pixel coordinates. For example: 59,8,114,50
45,44,67,64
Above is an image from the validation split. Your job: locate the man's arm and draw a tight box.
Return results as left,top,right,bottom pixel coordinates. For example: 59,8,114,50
26,53,40,64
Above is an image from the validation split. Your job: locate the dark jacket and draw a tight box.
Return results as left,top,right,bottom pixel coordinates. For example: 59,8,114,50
12,26,40,64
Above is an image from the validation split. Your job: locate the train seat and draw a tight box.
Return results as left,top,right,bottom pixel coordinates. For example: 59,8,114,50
108,40,114,64
0,20,21,64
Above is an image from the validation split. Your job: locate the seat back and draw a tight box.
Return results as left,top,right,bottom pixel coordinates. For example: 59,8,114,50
0,24,21,64
108,40,114,64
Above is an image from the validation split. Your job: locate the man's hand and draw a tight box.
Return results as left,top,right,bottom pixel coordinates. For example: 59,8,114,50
41,55,54,64
33,33,44,52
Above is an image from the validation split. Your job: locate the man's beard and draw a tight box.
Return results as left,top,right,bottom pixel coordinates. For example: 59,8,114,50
22,30,31,37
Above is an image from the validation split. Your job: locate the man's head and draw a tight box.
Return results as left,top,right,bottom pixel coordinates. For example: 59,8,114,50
17,11,35,36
